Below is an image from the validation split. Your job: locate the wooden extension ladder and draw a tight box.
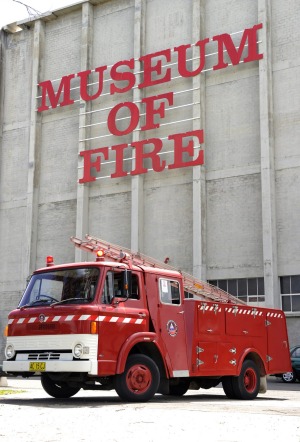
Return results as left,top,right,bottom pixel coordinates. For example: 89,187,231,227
70,234,245,305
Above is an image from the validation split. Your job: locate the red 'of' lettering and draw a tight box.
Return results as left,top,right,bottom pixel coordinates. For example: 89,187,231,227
107,102,140,136
141,92,174,131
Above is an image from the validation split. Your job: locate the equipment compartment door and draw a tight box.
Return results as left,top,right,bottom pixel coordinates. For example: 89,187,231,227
266,310,291,373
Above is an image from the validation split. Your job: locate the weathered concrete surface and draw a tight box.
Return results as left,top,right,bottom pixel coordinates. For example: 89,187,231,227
0,377,299,441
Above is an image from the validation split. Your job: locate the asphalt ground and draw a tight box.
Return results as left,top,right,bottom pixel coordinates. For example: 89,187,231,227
0,376,299,442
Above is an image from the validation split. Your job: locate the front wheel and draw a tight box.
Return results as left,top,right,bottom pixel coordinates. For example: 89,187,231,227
115,354,160,402
41,373,81,398
281,371,296,383
222,360,260,400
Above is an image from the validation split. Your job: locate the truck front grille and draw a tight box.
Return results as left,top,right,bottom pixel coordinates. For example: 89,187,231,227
16,351,73,362
28,352,61,361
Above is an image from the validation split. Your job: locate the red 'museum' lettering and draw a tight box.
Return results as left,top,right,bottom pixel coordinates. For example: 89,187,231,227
78,66,107,102
38,24,263,113
213,23,263,70
139,49,171,89
175,38,209,77
110,59,136,95
38,74,75,112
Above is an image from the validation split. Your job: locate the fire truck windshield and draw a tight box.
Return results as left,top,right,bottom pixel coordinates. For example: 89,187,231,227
18,267,100,308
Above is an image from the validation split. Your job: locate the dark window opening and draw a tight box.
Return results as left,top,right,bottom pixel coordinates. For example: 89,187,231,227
280,275,300,313
208,277,265,303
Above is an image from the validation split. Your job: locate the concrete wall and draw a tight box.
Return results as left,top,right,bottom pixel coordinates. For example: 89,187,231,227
0,0,299,360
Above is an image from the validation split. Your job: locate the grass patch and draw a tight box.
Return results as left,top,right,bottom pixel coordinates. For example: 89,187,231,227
0,389,25,396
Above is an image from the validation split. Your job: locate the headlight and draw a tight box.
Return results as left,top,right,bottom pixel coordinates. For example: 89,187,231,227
5,344,15,360
73,343,83,358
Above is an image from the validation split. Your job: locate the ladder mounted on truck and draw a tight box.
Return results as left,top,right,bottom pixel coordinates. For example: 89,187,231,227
70,235,246,305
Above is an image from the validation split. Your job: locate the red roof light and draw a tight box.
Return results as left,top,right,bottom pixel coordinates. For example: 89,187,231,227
46,256,54,266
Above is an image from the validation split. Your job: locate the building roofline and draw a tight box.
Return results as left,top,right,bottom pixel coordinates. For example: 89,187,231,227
1,0,110,34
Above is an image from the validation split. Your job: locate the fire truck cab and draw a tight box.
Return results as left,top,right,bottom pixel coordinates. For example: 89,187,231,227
3,236,292,402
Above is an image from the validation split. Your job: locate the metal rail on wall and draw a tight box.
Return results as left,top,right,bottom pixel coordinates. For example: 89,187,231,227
70,234,246,305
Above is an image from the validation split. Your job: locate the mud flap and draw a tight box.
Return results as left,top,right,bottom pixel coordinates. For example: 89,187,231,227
259,375,267,393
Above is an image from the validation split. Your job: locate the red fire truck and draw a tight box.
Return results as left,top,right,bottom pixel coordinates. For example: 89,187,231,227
3,235,291,402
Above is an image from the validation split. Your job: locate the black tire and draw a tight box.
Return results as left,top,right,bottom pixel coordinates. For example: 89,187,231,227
222,376,237,399
165,380,190,396
115,354,160,402
281,371,296,383
223,360,260,400
41,373,81,398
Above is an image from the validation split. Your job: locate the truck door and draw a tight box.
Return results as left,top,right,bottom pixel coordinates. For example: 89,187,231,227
156,277,189,377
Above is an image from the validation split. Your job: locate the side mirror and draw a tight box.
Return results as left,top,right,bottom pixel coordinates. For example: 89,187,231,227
111,270,132,304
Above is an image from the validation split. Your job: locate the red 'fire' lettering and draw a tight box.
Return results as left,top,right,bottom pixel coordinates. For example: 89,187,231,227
78,129,204,183
79,147,109,183
168,130,204,170
131,138,166,175
110,144,129,178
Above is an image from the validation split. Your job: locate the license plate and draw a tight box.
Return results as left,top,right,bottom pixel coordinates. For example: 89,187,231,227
29,362,46,372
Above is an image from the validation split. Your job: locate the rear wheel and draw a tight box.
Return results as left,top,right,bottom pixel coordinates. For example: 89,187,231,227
41,373,81,398
115,354,160,402
281,371,296,383
222,360,260,400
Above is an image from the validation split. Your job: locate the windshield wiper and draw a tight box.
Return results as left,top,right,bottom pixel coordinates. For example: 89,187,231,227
50,298,90,307
19,299,51,310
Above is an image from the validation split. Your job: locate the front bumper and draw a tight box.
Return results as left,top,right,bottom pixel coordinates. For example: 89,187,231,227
3,360,92,373
4,334,98,375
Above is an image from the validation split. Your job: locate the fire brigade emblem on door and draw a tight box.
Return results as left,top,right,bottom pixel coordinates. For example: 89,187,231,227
39,314,46,323
167,320,178,337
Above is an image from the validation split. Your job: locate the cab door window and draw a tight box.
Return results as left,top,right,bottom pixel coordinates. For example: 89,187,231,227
159,279,181,305
101,270,139,304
